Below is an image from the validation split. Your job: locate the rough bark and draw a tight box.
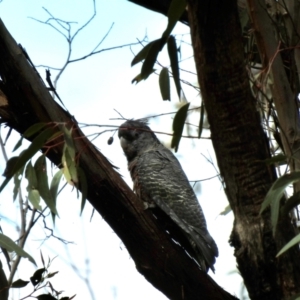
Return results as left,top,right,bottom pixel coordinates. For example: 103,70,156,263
0,19,237,300
186,0,300,299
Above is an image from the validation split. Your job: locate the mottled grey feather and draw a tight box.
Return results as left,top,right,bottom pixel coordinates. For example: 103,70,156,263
118,120,218,272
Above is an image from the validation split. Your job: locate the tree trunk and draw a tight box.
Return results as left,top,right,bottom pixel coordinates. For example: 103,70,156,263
0,19,237,300
186,0,300,299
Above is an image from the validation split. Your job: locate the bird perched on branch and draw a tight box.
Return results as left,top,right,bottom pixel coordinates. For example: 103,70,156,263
118,120,218,272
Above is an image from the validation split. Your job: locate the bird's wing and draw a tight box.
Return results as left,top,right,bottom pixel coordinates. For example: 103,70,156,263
136,146,218,270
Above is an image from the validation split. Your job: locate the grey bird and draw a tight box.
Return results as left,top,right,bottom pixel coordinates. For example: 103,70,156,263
118,120,218,272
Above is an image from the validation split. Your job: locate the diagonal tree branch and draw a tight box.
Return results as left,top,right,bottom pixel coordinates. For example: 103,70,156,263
0,19,236,300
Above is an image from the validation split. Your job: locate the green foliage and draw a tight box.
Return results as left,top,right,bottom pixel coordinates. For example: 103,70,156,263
141,38,165,80
171,102,190,152
11,254,75,299
78,167,88,215
50,169,63,201
261,171,300,256
30,268,46,286
131,0,184,100
167,35,181,98
131,0,187,145
50,169,63,223
61,127,78,185
0,233,36,265
220,204,231,216
162,0,187,38
260,171,300,235
61,127,87,212
62,127,76,162
12,123,48,152
282,192,300,215
0,122,88,248
277,233,300,257
133,70,157,84
37,295,57,300
159,68,170,101
25,161,42,210
198,104,205,139
12,162,25,201
1,123,87,216
12,138,23,152
23,123,49,139
131,39,161,67
11,279,29,288
62,144,77,185
0,126,55,193
2,156,18,177
34,155,58,215
264,153,287,165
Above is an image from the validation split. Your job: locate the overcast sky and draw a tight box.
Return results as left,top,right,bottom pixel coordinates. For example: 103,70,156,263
0,1,246,299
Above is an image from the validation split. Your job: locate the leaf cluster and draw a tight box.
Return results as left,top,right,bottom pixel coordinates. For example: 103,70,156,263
0,123,88,287
261,154,300,256
131,0,204,152
11,253,75,300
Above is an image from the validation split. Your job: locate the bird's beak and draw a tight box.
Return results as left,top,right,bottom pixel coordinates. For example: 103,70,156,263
119,136,127,149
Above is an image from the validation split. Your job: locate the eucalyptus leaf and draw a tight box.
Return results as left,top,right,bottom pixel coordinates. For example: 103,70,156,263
131,40,160,66
28,189,42,210
264,153,287,165
11,279,30,288
50,169,63,202
141,39,165,80
30,268,46,286
2,156,18,178
198,104,205,139
282,192,300,215
37,295,57,300
65,146,78,184
162,0,187,38
62,146,72,185
260,171,300,214
260,171,300,234
168,36,181,98
132,70,156,84
12,137,23,152
50,169,63,224
0,127,55,193
277,233,300,257
159,68,170,101
23,123,48,138
220,204,231,216
78,167,88,215
34,155,58,215
171,102,190,152
0,233,36,265
25,161,38,189
62,127,76,160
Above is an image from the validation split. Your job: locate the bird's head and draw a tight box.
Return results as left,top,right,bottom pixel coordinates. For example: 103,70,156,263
118,120,160,161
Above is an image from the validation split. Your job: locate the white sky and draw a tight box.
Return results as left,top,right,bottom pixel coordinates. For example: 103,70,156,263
0,1,247,299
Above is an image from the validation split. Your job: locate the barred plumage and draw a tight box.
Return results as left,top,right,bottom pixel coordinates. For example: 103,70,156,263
118,120,218,272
